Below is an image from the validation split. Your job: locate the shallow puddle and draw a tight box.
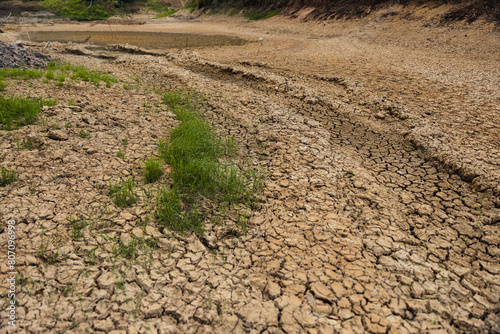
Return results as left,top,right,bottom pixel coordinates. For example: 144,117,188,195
21,31,248,49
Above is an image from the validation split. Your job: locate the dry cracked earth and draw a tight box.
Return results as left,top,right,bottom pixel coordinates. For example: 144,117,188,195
0,8,499,334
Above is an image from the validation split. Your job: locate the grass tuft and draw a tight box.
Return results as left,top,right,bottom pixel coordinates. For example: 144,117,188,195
109,176,137,208
156,186,204,235
0,166,17,187
143,157,163,184
0,96,57,130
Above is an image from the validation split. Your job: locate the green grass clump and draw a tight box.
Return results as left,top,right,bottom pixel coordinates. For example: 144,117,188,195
42,0,111,20
143,157,163,184
146,0,176,17
0,68,44,81
244,9,280,20
46,62,117,87
70,213,87,239
156,186,203,234
109,176,137,208
0,166,17,187
156,88,263,235
0,96,57,130
79,129,91,139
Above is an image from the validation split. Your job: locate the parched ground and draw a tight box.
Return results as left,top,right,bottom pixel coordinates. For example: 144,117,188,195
0,7,499,334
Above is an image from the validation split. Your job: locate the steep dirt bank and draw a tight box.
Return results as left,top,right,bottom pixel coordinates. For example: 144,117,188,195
0,10,499,334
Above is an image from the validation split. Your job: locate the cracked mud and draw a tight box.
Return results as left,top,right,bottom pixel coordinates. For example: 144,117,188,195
0,10,499,334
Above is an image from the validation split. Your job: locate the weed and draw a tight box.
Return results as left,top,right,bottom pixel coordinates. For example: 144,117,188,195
156,186,204,234
68,98,75,106
0,78,7,91
38,227,48,258
65,121,73,129
244,9,280,20
29,182,37,194
113,237,138,260
117,149,125,159
0,166,17,187
156,88,263,234
0,96,57,130
109,176,136,208
79,129,91,139
143,157,163,184
63,281,73,297
122,138,129,146
46,70,55,80
70,213,87,239
41,0,111,21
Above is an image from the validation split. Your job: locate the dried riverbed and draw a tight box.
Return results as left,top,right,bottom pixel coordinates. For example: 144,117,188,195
0,9,499,334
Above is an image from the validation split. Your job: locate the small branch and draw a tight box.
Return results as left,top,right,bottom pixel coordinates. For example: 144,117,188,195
0,12,11,27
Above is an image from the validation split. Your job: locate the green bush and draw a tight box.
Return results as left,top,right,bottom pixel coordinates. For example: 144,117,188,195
42,0,111,21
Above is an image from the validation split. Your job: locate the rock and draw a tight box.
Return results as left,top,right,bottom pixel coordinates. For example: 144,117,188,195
0,40,50,68
48,130,69,141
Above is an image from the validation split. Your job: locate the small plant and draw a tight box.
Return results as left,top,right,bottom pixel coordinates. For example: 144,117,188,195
109,176,137,208
122,138,129,146
68,98,75,106
0,78,7,91
113,237,138,260
65,122,73,129
143,157,163,184
63,281,73,297
0,166,17,187
46,70,55,80
117,149,125,159
79,129,91,139
70,213,87,239
88,245,98,265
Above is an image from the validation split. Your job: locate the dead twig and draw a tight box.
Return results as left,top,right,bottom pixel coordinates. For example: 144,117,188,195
0,12,11,27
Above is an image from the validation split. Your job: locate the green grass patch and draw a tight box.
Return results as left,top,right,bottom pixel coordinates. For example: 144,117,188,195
0,166,17,187
0,68,45,81
0,96,57,130
156,186,203,234
41,0,111,20
47,62,117,87
143,157,163,184
146,0,176,17
156,88,263,235
244,8,280,20
109,176,137,208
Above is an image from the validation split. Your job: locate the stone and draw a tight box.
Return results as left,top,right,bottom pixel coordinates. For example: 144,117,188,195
48,130,69,141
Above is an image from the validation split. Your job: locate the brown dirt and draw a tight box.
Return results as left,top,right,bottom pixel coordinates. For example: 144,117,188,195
0,6,499,334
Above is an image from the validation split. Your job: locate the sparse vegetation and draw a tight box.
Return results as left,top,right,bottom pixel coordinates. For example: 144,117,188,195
0,96,57,130
0,166,17,187
109,176,137,208
79,129,91,139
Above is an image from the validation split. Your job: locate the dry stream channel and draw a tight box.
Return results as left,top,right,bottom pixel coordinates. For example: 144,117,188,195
1,17,499,334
